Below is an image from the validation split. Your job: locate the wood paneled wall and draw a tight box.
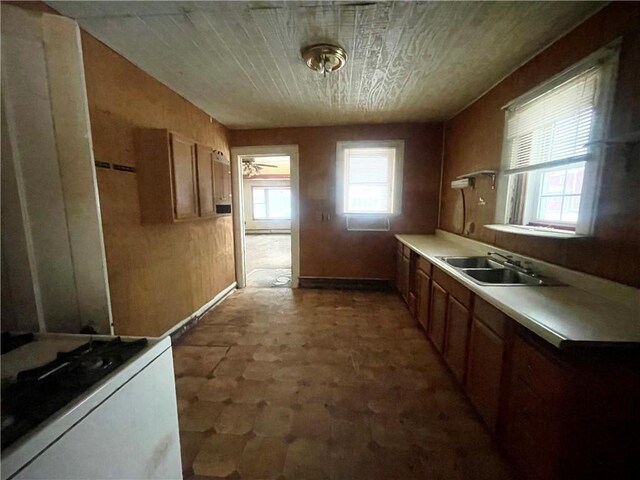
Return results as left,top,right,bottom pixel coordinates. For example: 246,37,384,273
81,34,235,336
231,124,443,279
440,3,640,287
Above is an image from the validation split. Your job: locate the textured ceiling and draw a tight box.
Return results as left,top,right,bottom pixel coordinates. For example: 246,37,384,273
49,1,604,129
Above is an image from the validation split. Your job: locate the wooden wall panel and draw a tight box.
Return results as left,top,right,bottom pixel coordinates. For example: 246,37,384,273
440,3,640,287
81,33,235,336
230,123,442,279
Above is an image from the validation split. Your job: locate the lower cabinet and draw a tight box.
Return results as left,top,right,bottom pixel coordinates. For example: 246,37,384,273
504,334,568,480
407,253,419,317
395,243,410,302
428,281,448,352
394,244,640,479
443,296,471,383
416,269,431,332
466,317,507,430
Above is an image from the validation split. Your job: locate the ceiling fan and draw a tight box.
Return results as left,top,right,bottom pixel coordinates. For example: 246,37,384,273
242,157,278,177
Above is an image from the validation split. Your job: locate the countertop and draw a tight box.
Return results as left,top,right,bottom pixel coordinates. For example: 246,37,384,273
396,234,640,349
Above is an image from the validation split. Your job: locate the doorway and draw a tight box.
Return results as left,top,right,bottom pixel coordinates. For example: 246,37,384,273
230,145,299,289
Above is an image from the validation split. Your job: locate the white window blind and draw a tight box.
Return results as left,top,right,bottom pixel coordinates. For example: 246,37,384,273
504,67,601,175
344,147,395,214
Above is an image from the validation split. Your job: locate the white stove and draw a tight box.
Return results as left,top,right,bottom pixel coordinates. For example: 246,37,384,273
1,333,182,479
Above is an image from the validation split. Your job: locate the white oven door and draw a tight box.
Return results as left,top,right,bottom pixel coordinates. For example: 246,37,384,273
11,348,182,480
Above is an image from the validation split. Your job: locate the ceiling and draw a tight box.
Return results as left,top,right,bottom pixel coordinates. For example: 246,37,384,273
48,1,604,129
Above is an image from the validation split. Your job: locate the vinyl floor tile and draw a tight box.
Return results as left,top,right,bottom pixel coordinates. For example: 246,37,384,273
174,288,512,479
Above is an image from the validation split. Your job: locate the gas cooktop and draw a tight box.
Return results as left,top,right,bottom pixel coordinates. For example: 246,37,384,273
1,336,147,451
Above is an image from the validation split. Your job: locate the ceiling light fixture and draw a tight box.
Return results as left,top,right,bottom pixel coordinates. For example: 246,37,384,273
301,44,348,77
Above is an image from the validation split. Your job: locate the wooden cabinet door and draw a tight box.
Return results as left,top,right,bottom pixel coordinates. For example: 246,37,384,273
417,269,431,332
214,159,231,203
170,134,198,220
428,281,447,352
466,317,504,429
444,296,471,382
400,255,410,302
196,144,215,217
395,247,404,293
395,244,410,302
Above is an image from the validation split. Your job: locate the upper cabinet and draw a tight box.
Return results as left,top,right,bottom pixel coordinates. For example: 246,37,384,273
170,133,198,220
213,151,232,214
135,129,231,223
196,144,215,218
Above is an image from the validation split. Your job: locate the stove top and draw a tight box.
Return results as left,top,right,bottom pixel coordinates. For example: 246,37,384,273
1,336,147,451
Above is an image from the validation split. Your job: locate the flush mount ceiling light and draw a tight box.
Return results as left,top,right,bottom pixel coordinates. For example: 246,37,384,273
301,44,348,77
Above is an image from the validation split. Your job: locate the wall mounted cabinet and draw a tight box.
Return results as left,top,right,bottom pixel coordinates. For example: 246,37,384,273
196,144,216,218
135,129,231,223
214,152,232,209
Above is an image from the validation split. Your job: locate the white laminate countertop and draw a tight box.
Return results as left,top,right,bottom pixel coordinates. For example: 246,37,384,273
396,234,640,349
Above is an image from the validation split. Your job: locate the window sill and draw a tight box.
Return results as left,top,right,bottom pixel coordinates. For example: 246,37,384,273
484,224,590,239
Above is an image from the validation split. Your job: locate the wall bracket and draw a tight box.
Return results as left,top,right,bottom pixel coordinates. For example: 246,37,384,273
456,169,498,189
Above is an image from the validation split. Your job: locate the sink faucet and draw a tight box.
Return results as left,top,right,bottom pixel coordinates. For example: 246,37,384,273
488,252,535,275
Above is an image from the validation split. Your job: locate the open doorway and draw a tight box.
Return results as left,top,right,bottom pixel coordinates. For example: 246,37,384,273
243,155,291,287
230,145,299,289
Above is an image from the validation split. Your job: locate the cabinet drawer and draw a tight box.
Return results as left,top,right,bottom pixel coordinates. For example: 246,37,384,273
403,245,411,258
417,257,432,275
512,336,568,402
432,267,473,308
473,297,509,339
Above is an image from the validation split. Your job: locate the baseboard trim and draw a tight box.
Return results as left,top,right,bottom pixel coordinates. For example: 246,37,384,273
298,277,393,291
163,282,237,342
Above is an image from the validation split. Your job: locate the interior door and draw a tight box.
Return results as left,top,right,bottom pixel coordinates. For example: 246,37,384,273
171,134,198,220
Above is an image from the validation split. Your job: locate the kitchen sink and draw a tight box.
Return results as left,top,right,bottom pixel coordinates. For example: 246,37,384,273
437,256,563,286
441,256,502,269
461,268,545,286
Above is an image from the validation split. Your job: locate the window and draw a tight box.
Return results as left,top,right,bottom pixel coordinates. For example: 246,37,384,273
252,187,291,220
336,140,404,216
498,44,618,235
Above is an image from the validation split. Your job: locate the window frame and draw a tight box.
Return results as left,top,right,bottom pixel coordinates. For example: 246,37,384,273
251,186,291,220
495,41,620,236
336,140,404,217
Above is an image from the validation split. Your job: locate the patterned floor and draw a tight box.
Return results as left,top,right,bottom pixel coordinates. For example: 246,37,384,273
173,288,512,480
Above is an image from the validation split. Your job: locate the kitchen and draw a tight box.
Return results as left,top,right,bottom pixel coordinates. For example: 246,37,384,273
1,1,638,480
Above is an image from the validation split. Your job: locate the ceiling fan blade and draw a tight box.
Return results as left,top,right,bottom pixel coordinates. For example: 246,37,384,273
255,164,278,168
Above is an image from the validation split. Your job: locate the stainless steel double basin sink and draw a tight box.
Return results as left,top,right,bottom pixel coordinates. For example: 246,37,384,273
437,256,561,286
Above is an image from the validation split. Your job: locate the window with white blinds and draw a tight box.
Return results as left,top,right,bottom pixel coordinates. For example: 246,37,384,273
504,67,600,175
336,140,404,216
497,43,619,235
